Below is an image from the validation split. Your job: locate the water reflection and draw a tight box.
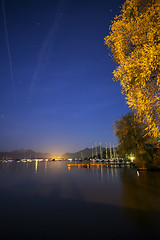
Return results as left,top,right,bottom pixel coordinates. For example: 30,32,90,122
0,161,160,238
33,159,48,174
120,169,160,237
100,167,103,181
120,169,160,210
35,160,38,173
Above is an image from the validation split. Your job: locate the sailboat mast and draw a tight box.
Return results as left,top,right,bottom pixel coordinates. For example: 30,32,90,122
95,143,98,159
106,143,108,159
109,142,112,159
92,145,94,159
100,142,102,159
113,144,116,159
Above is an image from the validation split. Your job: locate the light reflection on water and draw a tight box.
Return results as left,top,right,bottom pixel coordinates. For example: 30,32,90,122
0,160,160,239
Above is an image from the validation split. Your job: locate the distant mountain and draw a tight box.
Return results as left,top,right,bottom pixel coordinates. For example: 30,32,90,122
0,149,51,160
62,146,106,159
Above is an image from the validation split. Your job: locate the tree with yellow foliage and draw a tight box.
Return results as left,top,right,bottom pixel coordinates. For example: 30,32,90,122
113,112,150,157
113,112,159,169
105,0,160,139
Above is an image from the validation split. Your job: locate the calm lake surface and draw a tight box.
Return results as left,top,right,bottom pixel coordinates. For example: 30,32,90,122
0,160,160,240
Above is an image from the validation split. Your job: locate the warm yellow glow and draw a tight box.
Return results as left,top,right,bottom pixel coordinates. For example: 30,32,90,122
105,0,160,139
35,159,38,173
51,154,63,160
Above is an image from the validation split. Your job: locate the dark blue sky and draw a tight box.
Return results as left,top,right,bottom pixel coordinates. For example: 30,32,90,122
0,0,129,155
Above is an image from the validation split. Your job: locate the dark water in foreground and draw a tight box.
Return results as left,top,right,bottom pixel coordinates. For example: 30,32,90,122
0,161,160,240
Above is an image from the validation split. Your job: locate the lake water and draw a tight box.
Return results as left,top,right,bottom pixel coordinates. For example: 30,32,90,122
0,160,160,240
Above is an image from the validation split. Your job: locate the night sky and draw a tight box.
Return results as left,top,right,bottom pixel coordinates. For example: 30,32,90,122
0,0,129,156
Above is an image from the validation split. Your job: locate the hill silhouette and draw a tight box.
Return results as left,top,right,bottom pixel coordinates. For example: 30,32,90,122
0,149,51,160
62,146,106,159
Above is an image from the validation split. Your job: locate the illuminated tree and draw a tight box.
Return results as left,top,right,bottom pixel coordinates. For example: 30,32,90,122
113,112,156,161
105,0,160,138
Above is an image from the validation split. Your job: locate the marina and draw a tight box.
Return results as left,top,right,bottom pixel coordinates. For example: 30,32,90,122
67,161,134,168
